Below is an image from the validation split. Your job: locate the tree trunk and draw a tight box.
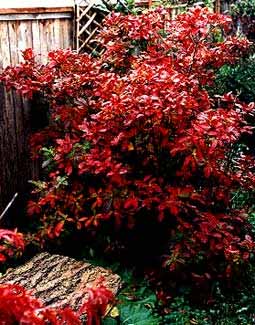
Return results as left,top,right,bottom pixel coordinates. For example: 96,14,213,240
0,252,122,311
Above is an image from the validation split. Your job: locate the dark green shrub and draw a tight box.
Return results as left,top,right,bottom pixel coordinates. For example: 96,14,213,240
213,55,255,103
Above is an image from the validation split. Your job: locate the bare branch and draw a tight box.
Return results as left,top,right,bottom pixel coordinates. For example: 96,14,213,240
0,193,18,222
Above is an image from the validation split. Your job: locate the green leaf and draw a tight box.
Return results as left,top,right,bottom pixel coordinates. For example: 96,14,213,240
103,317,118,325
119,303,159,325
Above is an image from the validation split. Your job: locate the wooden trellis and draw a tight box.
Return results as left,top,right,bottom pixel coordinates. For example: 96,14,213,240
75,1,191,54
75,0,223,54
75,0,107,53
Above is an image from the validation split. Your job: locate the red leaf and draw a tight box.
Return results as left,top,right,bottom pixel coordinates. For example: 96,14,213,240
124,197,139,210
54,221,65,237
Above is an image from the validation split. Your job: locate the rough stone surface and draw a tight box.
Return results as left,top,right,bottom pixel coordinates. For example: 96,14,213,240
0,252,122,310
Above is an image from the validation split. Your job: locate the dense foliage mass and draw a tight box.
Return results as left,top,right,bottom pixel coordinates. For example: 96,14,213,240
213,55,255,103
2,7,255,301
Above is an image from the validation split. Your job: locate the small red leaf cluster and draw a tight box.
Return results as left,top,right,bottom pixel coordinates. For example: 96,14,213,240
2,7,255,284
79,277,115,325
0,229,24,262
0,280,114,324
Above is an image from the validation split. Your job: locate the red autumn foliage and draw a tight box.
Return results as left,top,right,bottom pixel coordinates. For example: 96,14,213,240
0,229,24,262
0,280,114,324
1,7,255,284
79,277,115,325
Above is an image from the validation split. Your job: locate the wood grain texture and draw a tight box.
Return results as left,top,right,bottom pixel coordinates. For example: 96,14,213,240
0,0,74,9
0,8,73,15
0,13,73,22
0,252,122,310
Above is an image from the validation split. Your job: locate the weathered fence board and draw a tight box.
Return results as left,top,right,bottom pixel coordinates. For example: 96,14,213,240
0,10,73,212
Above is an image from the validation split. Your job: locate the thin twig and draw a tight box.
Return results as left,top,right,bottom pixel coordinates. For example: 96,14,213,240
0,193,18,222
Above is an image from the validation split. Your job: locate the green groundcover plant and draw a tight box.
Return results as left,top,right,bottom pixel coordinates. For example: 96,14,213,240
2,6,255,311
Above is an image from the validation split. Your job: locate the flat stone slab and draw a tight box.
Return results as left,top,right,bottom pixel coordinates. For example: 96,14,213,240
0,252,122,310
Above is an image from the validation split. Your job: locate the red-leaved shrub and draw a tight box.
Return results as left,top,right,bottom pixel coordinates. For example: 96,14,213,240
2,7,255,288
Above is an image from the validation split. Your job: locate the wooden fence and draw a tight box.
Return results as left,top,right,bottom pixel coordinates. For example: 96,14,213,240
0,6,73,212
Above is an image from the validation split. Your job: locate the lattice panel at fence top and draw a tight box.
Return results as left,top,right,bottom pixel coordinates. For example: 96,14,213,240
75,0,221,54
75,0,107,53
